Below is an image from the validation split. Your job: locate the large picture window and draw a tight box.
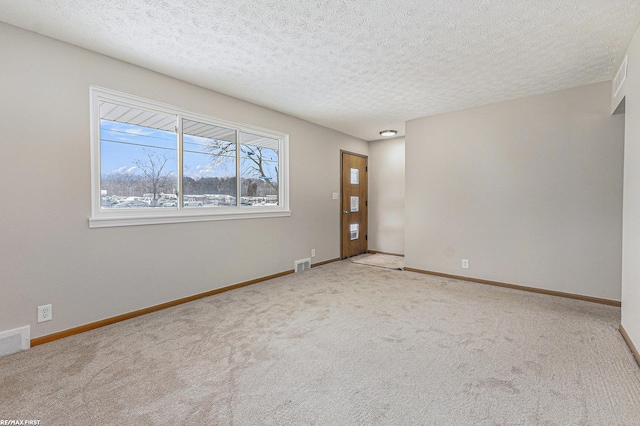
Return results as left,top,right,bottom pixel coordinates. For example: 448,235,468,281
90,87,289,227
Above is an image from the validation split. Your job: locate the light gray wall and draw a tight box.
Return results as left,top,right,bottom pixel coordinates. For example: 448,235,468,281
0,23,368,339
618,24,640,354
368,137,405,255
405,82,624,300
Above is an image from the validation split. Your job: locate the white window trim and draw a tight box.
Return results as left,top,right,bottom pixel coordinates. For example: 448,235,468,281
89,86,290,228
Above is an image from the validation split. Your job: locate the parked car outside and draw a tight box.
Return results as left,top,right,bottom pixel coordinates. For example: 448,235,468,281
113,199,150,208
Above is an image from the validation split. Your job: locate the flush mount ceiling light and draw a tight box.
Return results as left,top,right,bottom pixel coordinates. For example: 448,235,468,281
379,130,397,137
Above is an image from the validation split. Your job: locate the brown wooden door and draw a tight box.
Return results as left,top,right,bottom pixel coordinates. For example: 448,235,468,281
341,151,368,258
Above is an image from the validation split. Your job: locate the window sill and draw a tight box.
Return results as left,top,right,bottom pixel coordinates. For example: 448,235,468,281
89,209,292,228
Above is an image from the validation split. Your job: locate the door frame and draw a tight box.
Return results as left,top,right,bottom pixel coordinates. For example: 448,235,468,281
340,150,368,259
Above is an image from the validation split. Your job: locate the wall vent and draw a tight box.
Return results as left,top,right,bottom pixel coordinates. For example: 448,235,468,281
0,326,30,357
294,258,311,273
613,55,628,97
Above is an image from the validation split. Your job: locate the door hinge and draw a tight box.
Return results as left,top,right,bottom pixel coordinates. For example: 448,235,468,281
365,200,368,207
365,235,368,241
366,166,368,172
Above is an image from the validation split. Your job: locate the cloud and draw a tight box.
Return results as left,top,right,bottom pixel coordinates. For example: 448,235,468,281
113,165,137,174
126,127,155,136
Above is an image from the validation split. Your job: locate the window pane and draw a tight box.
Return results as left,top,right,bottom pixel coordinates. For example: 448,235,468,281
183,119,237,207
350,168,359,184
350,196,359,212
239,132,279,206
99,101,178,209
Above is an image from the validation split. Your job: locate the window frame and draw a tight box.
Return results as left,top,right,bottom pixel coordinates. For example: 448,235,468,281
89,86,290,228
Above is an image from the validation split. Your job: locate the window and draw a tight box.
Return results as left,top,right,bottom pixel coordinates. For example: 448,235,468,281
90,87,289,227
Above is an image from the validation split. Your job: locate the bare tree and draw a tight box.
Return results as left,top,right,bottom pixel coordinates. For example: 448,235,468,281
102,171,141,197
133,151,174,200
242,146,278,194
205,140,278,194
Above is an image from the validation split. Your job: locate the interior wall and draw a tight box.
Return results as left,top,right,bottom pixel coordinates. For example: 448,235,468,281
0,23,368,339
405,82,624,301
368,137,405,255
619,24,640,354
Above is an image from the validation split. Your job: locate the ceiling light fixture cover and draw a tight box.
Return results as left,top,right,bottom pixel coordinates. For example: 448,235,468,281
380,130,397,137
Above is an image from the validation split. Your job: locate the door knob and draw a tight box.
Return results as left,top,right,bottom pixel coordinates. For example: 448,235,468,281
342,210,348,215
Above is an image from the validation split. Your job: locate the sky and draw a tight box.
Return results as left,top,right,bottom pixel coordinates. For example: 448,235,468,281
100,120,278,181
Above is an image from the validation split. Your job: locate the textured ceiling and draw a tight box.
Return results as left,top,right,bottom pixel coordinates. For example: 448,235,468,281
1,1,639,141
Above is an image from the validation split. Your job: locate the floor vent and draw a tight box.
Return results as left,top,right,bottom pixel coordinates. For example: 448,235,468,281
613,55,628,97
0,326,30,357
294,258,311,273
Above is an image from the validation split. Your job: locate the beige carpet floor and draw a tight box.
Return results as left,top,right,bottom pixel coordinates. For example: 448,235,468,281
351,253,404,270
1,260,639,425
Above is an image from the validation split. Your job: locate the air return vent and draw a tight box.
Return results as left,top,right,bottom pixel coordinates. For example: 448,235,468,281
294,258,311,273
0,326,30,357
613,55,628,97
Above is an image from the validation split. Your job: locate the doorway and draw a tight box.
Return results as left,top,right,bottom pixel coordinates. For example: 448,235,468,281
341,151,368,258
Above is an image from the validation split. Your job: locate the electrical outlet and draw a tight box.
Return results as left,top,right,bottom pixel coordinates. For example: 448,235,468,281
38,304,52,323
462,259,469,269
311,249,316,257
